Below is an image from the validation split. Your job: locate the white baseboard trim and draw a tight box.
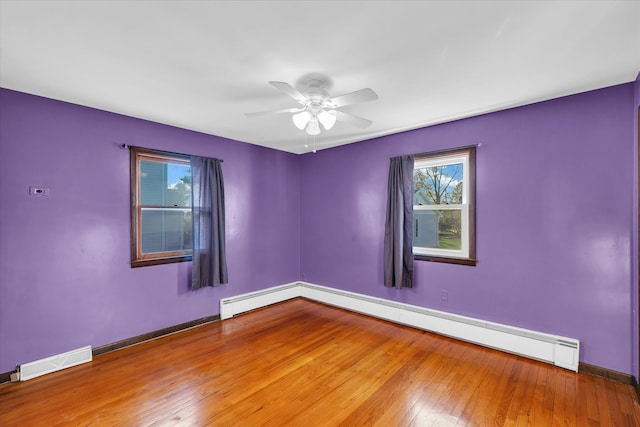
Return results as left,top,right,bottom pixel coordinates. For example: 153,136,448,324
220,281,302,319
220,281,580,371
19,345,93,381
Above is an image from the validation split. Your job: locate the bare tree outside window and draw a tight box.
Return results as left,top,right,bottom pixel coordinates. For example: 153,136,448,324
412,146,475,265
414,163,463,249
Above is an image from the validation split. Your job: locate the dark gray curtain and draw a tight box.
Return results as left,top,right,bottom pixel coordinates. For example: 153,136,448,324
191,156,228,290
384,155,414,288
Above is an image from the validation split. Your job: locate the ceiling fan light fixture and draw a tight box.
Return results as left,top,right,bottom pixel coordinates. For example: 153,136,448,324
292,111,311,130
305,118,321,136
317,109,337,130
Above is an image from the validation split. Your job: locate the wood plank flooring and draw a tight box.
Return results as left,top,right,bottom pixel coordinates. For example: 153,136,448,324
1,298,638,426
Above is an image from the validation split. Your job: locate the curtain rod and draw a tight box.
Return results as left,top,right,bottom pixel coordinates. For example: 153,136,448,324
121,144,223,162
391,144,478,160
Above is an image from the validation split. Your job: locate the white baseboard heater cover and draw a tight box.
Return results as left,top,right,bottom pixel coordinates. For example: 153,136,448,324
220,282,580,371
18,345,92,381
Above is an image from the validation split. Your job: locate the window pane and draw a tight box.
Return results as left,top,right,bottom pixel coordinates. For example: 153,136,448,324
140,160,191,207
141,208,192,254
413,163,463,205
414,209,461,250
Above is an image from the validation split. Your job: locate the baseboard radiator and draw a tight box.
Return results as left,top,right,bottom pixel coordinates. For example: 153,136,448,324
220,281,580,372
16,346,92,381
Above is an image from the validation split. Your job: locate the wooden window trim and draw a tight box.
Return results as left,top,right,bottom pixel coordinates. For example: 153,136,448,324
130,147,192,268
412,145,476,266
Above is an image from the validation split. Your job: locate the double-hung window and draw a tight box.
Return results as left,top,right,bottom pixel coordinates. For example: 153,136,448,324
130,147,193,267
413,146,476,265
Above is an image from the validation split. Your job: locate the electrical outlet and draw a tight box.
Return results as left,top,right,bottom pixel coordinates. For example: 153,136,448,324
441,290,448,302
29,187,50,196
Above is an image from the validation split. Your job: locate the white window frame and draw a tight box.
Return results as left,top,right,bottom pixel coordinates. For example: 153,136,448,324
413,146,476,265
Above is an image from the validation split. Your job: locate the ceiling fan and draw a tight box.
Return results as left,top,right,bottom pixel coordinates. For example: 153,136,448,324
245,77,378,136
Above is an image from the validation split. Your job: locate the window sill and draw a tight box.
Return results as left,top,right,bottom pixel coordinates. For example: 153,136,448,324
414,254,477,266
131,255,192,268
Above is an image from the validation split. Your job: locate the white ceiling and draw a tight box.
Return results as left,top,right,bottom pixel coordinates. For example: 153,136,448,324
1,1,639,154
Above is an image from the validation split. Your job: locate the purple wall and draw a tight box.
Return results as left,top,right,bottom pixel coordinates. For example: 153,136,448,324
633,72,640,379
0,89,301,373
1,81,637,376
300,83,636,374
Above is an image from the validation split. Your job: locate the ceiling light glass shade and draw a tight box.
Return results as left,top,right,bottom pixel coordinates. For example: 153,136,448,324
292,111,312,130
305,118,321,136
317,109,337,130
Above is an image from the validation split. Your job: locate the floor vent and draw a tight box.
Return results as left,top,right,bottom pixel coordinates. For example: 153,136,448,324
18,346,92,381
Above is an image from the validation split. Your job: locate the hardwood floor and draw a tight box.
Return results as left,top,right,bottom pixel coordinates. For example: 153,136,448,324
1,298,638,426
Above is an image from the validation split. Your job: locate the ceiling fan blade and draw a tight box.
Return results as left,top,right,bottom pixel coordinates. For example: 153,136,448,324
335,110,373,129
245,107,304,117
325,88,378,108
269,81,308,105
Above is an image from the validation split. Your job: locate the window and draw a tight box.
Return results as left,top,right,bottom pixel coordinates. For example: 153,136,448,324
413,146,476,265
130,147,192,267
